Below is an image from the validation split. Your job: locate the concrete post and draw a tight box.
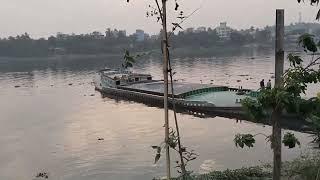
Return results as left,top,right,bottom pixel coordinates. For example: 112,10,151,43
273,9,284,180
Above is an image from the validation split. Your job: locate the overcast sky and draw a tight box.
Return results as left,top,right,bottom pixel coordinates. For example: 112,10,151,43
0,0,319,38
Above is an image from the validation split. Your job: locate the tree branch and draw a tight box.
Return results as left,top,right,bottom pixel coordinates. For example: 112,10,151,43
168,6,201,38
304,55,320,70
154,0,164,23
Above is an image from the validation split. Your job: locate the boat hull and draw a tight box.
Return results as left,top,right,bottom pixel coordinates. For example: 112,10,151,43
95,84,245,118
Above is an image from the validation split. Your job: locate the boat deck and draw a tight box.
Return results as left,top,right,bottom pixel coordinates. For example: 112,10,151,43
118,81,228,98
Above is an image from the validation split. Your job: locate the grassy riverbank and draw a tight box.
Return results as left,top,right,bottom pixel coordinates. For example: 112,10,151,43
168,152,320,180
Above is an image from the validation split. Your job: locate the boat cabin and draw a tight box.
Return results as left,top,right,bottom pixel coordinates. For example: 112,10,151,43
99,68,152,88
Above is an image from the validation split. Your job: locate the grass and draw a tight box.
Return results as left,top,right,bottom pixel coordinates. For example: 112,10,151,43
162,152,320,180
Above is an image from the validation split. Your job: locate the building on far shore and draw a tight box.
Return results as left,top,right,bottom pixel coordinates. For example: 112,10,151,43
194,27,206,33
185,28,194,34
118,30,126,37
150,35,159,41
105,28,126,39
215,22,232,40
134,29,146,42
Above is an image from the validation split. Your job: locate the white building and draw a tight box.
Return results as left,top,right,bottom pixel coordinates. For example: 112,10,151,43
215,22,232,40
134,29,145,42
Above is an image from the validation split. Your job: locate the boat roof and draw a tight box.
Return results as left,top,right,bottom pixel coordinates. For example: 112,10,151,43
123,81,226,96
100,68,151,80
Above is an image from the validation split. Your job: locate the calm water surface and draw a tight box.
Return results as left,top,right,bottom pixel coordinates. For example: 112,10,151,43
0,52,318,180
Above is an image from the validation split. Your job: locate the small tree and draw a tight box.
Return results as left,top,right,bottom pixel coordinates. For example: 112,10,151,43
122,50,136,69
236,34,320,179
125,1,199,179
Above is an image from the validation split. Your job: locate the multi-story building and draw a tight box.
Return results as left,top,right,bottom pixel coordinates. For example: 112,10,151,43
215,22,232,40
134,29,145,42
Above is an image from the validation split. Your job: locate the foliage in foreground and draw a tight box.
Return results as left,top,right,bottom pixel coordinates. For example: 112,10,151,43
167,167,271,180
160,153,320,180
236,33,320,149
282,153,320,180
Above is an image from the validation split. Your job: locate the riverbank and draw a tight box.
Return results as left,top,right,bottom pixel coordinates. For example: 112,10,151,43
0,44,303,60
170,152,320,180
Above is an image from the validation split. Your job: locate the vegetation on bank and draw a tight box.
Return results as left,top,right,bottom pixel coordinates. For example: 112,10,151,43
2,22,320,58
166,153,320,180
0,31,268,57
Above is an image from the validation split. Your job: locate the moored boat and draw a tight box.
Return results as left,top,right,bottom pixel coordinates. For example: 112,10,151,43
94,68,258,118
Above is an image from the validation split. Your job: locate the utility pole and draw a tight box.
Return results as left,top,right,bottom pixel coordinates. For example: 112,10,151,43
275,9,284,88
161,0,171,179
273,9,284,180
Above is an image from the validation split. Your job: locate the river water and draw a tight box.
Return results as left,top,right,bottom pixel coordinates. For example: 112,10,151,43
0,51,319,180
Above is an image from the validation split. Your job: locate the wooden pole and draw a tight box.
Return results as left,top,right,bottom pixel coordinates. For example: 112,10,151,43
273,9,284,180
161,0,171,179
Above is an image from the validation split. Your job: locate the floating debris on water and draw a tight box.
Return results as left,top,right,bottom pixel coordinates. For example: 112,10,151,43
36,172,49,179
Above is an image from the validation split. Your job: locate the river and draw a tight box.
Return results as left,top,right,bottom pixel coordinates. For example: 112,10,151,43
0,51,318,180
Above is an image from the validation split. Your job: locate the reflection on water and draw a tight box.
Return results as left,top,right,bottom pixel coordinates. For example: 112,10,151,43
0,52,318,180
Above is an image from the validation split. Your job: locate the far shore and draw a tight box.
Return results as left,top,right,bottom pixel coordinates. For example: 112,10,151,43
0,44,304,60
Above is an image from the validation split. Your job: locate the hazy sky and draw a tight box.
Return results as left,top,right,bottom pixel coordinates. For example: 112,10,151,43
0,0,319,38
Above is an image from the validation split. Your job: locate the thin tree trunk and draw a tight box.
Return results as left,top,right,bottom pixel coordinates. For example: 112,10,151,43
168,56,187,176
161,0,171,179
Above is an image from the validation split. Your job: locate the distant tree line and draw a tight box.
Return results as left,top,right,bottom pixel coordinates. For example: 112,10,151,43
0,24,319,57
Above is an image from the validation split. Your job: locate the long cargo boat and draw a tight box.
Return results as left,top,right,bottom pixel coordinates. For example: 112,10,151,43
94,68,260,118
94,68,312,132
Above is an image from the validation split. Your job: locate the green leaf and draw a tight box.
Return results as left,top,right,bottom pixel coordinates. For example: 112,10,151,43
317,9,320,20
234,134,256,148
283,132,300,149
298,34,318,53
151,146,159,149
154,153,161,164
287,54,303,67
